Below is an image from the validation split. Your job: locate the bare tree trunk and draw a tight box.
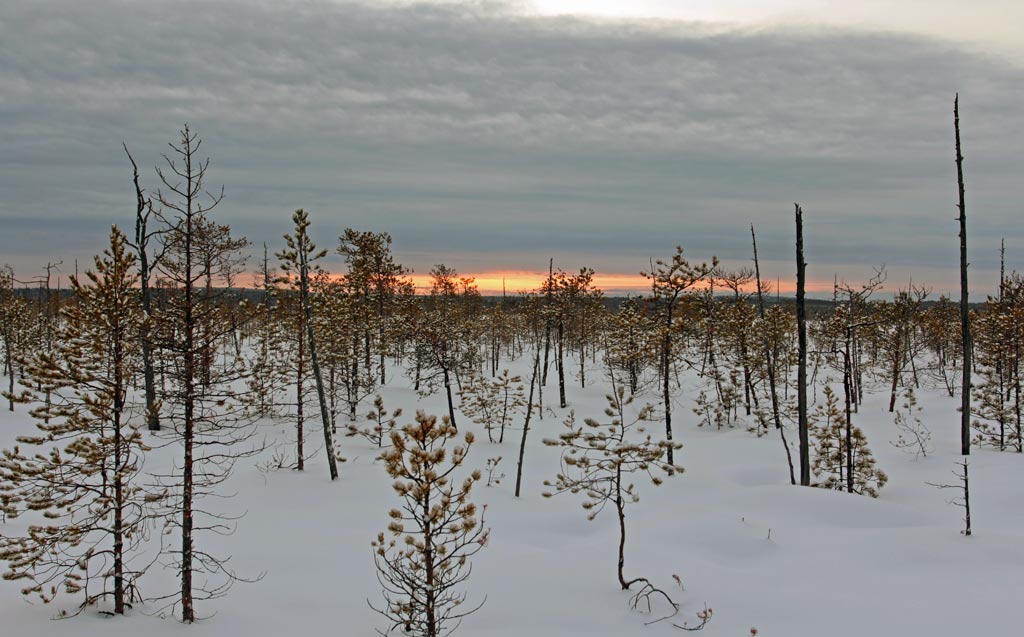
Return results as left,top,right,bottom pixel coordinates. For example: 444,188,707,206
888,338,901,413
112,333,126,614
753,224,795,485
515,346,540,498
843,329,855,493
962,461,972,535
616,477,628,590
557,317,566,408
662,308,675,465
298,250,339,481
5,341,13,411
125,144,163,428
796,204,810,486
542,258,553,386
296,309,305,471
954,93,972,456
443,366,457,430
181,193,196,623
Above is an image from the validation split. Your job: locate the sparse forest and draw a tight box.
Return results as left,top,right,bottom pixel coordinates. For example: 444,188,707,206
1,99,1021,637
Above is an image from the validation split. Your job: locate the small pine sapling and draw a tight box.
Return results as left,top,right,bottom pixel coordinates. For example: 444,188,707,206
810,385,888,497
371,411,488,637
891,387,932,458
347,395,402,447
692,371,742,431
543,383,682,613
458,370,525,444
484,457,504,487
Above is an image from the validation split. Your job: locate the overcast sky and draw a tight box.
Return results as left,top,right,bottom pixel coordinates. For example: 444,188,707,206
1,0,1021,295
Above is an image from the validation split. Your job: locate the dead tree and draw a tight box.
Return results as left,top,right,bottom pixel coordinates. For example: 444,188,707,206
752,224,796,485
795,204,810,486
124,144,164,431
954,94,972,456
150,126,259,622
928,460,972,536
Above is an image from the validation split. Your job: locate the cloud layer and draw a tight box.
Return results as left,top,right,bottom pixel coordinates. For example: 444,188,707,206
1,0,1021,293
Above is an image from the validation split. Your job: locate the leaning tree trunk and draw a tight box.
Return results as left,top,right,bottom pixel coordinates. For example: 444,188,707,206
515,347,540,498
443,365,458,430
753,224,796,485
299,252,339,481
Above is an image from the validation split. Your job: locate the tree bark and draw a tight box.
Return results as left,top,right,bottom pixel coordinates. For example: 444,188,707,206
955,93,972,456
796,204,811,486
299,247,339,481
515,347,540,498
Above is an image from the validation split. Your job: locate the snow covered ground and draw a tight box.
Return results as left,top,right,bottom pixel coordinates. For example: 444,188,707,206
1,357,1021,636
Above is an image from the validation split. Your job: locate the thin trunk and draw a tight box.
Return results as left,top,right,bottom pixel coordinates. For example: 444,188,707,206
5,340,12,411
844,331,855,494
955,93,972,456
542,258,553,385
557,318,566,408
296,309,305,471
299,251,339,481
796,204,810,486
112,328,125,614
662,306,675,465
888,343,901,412
130,141,159,428
616,475,628,590
443,367,457,430
422,484,436,637
515,349,540,498
181,188,196,623
752,224,795,485
962,461,972,536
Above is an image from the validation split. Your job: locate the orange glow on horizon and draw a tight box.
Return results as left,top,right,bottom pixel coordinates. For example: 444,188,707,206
402,270,840,296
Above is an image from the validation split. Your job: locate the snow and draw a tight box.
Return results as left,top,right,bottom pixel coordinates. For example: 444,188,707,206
1,357,1021,636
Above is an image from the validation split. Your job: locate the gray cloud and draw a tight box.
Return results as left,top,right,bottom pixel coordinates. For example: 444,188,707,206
0,0,1021,292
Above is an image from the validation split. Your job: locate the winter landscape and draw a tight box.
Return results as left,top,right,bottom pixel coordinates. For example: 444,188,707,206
2,1,1023,636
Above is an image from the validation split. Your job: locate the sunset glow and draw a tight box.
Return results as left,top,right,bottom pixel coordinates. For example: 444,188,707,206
402,270,843,296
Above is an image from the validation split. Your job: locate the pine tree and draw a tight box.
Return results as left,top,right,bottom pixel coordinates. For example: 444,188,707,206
971,274,1024,452
543,383,682,590
810,386,887,497
0,227,159,615
244,245,288,419
458,369,526,444
604,298,656,396
891,387,932,458
407,265,482,429
313,277,377,425
642,246,717,465
0,265,31,412
346,394,402,447
278,209,341,480
337,229,411,386
371,412,488,637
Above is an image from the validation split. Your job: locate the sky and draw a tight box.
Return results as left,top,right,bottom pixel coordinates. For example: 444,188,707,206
1,0,1021,296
